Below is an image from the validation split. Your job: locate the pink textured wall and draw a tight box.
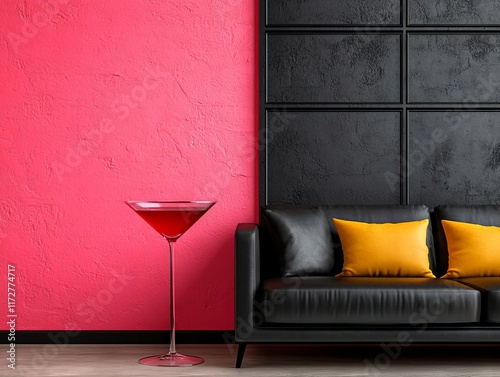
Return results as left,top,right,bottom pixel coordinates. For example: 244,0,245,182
0,0,257,330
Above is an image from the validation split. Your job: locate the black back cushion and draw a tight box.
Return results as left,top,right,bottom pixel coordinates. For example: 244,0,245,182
261,205,436,277
263,207,335,277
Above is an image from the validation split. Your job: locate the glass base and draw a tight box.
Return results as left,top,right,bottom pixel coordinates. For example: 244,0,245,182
139,353,204,367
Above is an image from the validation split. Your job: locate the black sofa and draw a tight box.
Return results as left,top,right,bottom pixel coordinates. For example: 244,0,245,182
234,205,500,367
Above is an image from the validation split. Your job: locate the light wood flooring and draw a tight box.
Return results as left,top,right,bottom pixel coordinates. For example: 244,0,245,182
7,344,500,376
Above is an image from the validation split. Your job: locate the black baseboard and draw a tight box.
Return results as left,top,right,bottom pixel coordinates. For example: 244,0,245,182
0,330,234,344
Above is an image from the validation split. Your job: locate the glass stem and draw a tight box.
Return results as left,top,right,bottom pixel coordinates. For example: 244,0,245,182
168,240,176,355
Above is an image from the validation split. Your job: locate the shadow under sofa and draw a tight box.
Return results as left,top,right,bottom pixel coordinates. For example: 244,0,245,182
234,205,500,367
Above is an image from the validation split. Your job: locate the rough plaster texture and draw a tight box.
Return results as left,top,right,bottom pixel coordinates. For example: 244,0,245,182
264,0,500,208
409,34,500,103
267,0,401,26
409,0,500,25
409,112,500,207
0,0,257,330
267,34,401,103
267,112,401,205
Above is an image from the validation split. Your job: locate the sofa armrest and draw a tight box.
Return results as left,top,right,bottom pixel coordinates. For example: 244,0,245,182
235,223,260,341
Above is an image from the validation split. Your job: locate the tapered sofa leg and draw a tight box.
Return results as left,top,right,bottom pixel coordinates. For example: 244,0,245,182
235,343,247,368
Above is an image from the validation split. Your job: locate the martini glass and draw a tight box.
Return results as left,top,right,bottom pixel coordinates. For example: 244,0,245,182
126,200,216,367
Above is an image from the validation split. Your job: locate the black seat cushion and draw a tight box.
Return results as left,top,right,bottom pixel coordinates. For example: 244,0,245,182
259,277,480,324
457,277,500,323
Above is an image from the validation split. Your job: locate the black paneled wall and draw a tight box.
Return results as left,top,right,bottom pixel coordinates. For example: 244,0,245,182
261,0,500,206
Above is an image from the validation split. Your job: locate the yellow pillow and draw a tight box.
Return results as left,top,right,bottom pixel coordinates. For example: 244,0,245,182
333,218,435,277
441,220,500,278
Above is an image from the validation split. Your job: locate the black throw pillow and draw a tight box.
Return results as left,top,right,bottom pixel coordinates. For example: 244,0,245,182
263,207,335,277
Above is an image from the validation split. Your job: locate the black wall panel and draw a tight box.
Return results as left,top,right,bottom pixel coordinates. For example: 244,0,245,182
409,0,500,26
409,112,500,206
266,111,401,205
262,0,500,206
267,34,401,104
409,34,500,104
267,0,401,26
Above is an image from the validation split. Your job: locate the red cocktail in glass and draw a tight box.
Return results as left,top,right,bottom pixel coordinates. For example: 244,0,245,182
126,201,216,367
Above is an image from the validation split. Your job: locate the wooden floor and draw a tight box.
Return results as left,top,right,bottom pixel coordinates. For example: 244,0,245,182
8,344,500,376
